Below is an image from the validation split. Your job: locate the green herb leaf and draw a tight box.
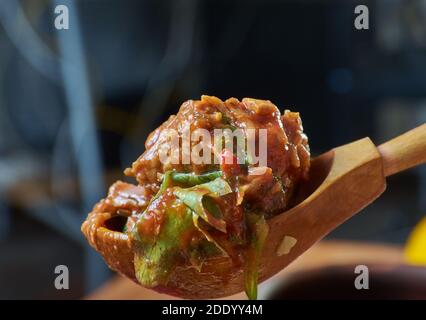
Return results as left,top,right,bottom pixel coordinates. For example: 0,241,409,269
191,214,229,257
171,171,222,186
174,178,231,233
133,201,194,287
132,174,231,287
158,170,174,194
132,170,195,287
244,214,269,300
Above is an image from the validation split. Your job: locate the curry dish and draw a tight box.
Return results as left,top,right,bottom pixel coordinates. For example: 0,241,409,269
81,95,310,299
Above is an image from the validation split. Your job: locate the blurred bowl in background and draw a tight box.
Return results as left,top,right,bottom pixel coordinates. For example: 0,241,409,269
267,264,426,300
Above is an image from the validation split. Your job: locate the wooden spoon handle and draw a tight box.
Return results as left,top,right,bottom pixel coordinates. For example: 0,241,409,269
378,123,426,177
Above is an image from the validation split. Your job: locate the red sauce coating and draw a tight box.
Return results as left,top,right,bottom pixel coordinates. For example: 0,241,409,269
82,95,310,290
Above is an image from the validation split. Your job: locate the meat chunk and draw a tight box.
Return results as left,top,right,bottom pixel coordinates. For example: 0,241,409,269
81,95,311,299
125,95,310,215
81,181,154,250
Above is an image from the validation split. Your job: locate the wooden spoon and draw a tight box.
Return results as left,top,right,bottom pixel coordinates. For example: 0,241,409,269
87,124,426,299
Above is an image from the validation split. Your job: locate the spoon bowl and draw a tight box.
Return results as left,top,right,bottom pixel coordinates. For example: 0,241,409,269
89,124,426,299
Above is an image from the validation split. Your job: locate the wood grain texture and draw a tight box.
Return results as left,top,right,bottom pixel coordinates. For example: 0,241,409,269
258,138,386,287
378,123,426,177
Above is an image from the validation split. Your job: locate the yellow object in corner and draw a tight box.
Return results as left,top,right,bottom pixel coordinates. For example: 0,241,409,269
405,217,426,266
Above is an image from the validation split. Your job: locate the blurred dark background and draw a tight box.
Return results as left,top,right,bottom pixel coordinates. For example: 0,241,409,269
0,0,425,299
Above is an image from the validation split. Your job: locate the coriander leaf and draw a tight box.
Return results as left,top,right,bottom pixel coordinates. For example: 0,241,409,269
171,171,222,186
133,201,194,287
174,178,231,233
244,214,269,300
191,214,229,257
158,170,174,194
